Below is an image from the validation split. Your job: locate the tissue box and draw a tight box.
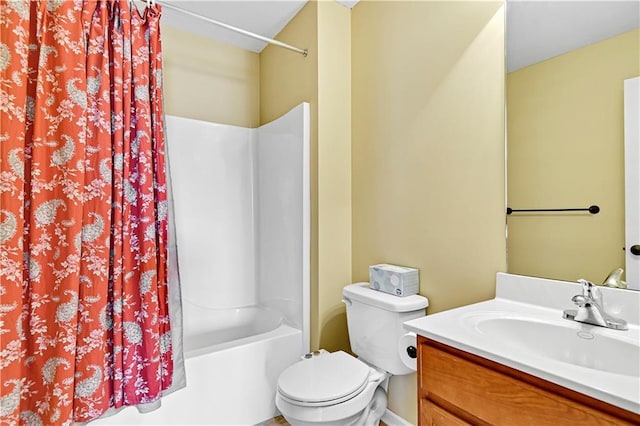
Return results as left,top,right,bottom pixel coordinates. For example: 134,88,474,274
369,264,419,297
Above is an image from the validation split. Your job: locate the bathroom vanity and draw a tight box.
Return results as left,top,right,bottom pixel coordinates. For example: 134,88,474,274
404,273,640,425
418,337,638,425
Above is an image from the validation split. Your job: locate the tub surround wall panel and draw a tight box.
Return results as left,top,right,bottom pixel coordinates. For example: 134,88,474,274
257,104,310,339
260,0,321,350
166,116,257,309
260,0,353,353
161,25,260,128
167,107,309,331
351,2,506,423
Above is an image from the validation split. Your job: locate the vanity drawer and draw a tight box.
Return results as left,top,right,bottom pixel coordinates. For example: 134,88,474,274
418,337,638,425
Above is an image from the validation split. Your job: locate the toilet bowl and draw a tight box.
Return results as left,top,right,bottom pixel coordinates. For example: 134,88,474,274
275,351,387,426
275,283,429,426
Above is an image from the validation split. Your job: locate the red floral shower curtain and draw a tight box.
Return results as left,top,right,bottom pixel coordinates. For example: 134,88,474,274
0,1,173,424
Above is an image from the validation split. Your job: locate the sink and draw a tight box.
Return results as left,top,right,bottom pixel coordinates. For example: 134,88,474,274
403,273,640,414
469,315,640,377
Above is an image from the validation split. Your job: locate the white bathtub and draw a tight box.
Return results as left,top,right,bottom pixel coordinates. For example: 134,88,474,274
93,105,310,425
183,302,286,356
93,303,302,425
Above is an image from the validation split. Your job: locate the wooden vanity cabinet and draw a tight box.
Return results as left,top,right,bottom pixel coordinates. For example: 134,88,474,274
418,336,640,426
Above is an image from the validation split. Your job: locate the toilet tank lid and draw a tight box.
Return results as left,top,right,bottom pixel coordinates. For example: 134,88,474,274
343,283,428,312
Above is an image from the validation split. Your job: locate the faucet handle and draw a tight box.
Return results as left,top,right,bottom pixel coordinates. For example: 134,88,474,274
577,279,602,305
571,294,588,306
578,278,595,294
565,279,627,330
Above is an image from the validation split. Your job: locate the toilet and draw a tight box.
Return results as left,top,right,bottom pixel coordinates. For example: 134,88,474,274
275,282,429,426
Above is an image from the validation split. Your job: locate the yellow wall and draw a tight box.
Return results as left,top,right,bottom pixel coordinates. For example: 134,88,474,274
507,29,640,283
260,1,352,352
166,2,507,422
351,1,506,423
164,0,353,359
316,1,352,353
162,25,260,127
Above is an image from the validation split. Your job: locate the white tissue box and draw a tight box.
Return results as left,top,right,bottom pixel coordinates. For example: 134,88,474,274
369,264,419,297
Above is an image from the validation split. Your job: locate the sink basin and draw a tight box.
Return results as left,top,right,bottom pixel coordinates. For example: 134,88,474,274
471,316,639,377
404,273,640,414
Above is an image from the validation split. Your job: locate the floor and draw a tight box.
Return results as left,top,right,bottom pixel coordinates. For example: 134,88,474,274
258,415,389,426
257,415,289,426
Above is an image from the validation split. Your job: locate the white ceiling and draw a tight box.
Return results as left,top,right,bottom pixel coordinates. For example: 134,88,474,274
159,1,639,70
507,1,640,72
159,1,308,52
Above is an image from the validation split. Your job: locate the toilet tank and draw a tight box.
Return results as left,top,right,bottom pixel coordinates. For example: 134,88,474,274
342,283,428,375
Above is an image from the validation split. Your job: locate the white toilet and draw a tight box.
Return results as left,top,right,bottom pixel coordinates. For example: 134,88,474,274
275,282,429,426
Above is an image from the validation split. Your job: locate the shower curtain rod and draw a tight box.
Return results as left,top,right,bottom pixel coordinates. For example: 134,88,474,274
157,1,308,57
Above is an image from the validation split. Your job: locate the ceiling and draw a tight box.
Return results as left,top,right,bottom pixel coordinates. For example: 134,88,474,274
507,1,640,72
159,1,308,52
159,1,639,70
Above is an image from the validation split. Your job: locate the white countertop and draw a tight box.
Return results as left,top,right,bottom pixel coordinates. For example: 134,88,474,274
404,273,640,414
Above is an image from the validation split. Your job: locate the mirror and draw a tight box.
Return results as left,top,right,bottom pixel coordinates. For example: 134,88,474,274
505,1,640,287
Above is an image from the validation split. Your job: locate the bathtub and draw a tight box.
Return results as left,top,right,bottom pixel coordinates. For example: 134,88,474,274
183,302,286,357
93,302,302,425
93,104,310,425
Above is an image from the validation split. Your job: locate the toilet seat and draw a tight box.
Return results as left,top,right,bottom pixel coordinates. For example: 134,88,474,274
276,351,388,425
277,351,372,406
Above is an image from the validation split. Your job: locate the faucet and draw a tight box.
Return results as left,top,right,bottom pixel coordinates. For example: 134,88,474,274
562,279,628,330
602,267,627,289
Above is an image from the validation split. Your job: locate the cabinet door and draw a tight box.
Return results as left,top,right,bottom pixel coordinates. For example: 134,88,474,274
418,338,636,425
421,399,470,426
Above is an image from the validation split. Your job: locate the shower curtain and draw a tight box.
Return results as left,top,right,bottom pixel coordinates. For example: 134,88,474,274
0,1,182,424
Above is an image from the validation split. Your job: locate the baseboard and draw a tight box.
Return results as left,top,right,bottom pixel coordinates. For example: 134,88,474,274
381,409,413,426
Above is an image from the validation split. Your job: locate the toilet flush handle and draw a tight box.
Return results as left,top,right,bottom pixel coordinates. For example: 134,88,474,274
342,297,352,306
406,346,417,359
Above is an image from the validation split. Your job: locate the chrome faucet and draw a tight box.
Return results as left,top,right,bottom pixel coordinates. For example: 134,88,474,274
602,267,627,289
563,279,628,330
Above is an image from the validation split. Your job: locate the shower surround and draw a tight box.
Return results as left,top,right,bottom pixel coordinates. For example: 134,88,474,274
93,103,310,425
